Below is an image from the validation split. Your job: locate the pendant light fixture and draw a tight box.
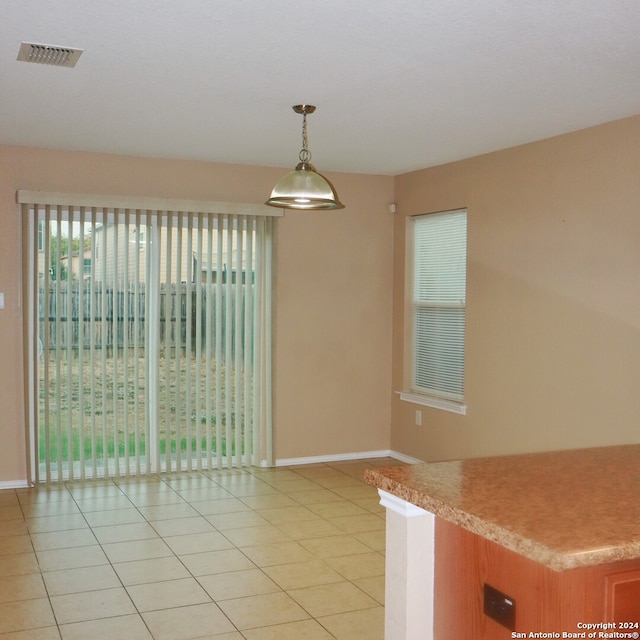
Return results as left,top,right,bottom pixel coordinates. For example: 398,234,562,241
266,105,344,210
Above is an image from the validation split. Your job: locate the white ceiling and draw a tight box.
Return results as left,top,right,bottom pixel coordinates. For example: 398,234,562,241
2,0,640,176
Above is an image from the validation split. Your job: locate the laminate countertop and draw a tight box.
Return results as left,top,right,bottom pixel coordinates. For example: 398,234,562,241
364,444,640,571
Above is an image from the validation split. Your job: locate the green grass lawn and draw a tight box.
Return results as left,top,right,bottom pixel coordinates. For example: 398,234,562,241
38,349,246,474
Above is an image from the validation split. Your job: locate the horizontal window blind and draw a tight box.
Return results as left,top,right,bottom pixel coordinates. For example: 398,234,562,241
412,209,467,401
21,191,275,482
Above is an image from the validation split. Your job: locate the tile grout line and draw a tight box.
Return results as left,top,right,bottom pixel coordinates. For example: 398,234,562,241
3,460,394,639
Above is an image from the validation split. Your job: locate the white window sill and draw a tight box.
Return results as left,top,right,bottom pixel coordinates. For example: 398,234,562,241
397,391,467,416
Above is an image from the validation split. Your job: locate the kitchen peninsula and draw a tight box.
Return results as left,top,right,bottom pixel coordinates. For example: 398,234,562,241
365,445,640,640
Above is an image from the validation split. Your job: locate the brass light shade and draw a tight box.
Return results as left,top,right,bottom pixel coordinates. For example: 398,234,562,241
266,105,344,210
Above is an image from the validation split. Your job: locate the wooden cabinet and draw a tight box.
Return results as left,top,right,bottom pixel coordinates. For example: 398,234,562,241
605,569,640,620
434,518,640,639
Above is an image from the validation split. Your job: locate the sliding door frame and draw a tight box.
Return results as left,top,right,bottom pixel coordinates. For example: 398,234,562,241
20,191,280,483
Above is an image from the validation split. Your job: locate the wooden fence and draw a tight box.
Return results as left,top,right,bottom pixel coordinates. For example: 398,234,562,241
38,282,249,353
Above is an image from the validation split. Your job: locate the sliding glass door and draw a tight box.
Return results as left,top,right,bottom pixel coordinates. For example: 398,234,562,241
23,195,273,482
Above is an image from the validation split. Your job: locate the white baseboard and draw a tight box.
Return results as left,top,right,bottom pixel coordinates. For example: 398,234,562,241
0,480,30,490
389,450,424,465
275,449,422,467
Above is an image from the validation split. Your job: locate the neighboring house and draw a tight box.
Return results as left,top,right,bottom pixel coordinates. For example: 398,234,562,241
58,249,92,281
91,222,250,285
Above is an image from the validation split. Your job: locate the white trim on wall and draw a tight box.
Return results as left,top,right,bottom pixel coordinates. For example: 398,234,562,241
274,449,423,467
0,480,30,490
4,451,420,486
398,390,467,415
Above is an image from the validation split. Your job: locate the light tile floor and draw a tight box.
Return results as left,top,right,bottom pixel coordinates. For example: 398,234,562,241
0,458,402,639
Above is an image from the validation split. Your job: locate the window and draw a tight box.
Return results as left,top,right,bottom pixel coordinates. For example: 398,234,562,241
402,209,467,414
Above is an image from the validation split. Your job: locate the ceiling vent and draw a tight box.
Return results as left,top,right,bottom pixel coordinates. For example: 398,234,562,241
17,42,83,68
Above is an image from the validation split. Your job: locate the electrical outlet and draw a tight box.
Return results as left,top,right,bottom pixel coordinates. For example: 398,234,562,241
483,583,515,630
415,410,422,426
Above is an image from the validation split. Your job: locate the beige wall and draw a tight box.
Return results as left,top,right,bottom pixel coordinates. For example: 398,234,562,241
0,146,394,483
391,115,640,462
3,113,639,482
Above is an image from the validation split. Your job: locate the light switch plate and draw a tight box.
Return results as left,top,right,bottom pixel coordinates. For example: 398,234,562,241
0,292,4,309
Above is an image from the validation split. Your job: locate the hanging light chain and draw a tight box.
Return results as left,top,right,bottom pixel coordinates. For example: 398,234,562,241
299,108,312,164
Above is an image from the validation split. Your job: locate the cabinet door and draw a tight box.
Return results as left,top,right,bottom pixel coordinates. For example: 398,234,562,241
604,569,640,619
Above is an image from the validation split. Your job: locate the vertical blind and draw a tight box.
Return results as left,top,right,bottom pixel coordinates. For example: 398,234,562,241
21,191,279,483
412,209,467,401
